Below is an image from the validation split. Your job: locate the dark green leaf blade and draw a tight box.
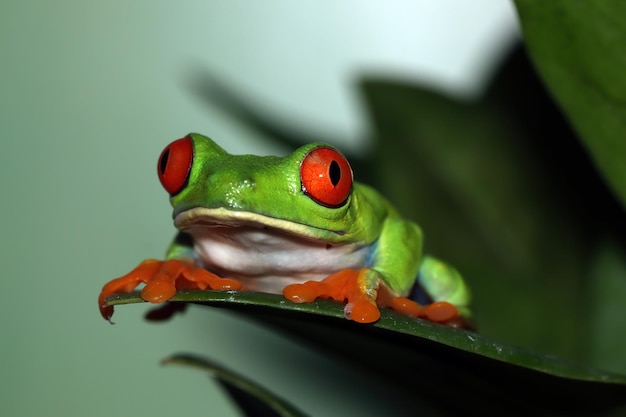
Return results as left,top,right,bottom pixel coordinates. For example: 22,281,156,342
106,291,626,416
514,0,626,209
163,352,309,417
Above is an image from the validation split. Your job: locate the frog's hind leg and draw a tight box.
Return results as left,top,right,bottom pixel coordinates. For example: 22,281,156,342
376,256,472,326
416,255,472,318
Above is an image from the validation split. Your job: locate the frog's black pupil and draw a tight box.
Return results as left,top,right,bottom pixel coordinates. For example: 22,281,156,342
160,149,170,175
329,160,341,186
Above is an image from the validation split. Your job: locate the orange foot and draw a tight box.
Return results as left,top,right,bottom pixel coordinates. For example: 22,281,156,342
283,269,381,323
283,268,462,325
98,259,244,322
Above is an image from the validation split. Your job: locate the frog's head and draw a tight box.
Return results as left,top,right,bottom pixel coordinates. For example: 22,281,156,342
157,133,380,244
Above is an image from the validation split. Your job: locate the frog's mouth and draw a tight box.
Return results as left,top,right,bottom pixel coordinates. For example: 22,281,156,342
174,207,344,241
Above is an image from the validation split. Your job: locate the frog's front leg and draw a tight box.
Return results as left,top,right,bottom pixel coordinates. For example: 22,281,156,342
98,233,244,322
284,216,419,323
283,268,463,324
283,268,383,323
284,217,466,325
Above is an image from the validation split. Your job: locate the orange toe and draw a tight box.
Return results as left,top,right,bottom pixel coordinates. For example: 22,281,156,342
387,296,423,318
283,280,326,303
346,297,380,323
421,301,459,323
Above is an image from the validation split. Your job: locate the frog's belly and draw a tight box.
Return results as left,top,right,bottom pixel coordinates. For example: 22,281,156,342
187,226,371,293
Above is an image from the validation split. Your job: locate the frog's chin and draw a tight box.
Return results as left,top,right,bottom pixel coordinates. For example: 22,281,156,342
174,206,342,241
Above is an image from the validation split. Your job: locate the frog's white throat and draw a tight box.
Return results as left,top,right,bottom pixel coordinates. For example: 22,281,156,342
173,207,370,293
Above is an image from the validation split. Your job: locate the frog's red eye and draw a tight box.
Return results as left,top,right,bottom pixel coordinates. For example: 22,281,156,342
300,146,352,207
158,136,194,195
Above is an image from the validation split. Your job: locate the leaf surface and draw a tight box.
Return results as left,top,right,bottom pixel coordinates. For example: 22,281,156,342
107,292,626,416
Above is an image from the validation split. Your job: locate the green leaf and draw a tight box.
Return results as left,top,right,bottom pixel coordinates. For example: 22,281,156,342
360,69,591,361
514,0,626,209
106,291,626,416
162,353,309,417
588,240,626,374
359,47,626,368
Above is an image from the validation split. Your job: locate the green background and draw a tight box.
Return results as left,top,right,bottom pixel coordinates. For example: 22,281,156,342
0,2,515,416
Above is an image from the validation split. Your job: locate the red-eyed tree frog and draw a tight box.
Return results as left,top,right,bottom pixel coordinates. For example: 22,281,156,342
99,133,471,325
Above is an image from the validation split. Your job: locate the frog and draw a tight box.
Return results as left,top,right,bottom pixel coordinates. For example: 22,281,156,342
98,133,471,325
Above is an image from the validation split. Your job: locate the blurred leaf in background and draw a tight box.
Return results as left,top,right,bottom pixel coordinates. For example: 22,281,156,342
518,0,626,371
362,45,626,367
511,0,626,375
163,354,309,417
515,0,626,208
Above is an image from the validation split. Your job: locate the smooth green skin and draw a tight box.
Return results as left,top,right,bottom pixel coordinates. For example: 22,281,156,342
165,133,470,312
